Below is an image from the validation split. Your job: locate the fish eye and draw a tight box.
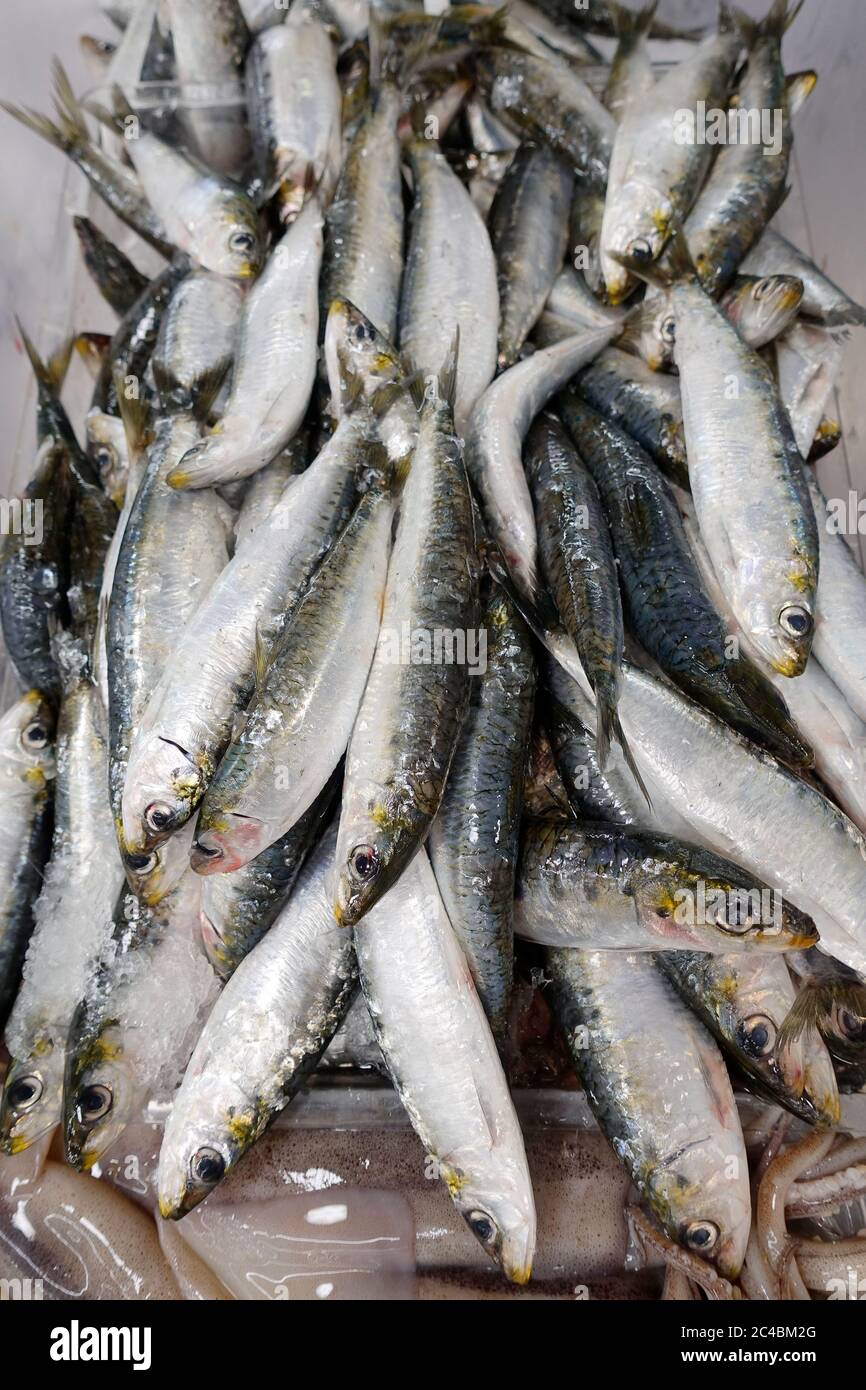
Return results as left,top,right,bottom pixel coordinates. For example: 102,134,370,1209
190,1146,226,1187
659,314,676,344
836,1007,866,1044
349,843,380,883
144,801,173,834
75,1084,113,1127
94,444,117,471
737,1013,777,1058
753,278,773,300
684,1220,719,1252
354,322,370,341
22,721,49,749
126,850,158,876
467,1209,497,1244
229,230,255,255
7,1075,43,1111
714,895,755,934
627,237,653,262
779,604,813,639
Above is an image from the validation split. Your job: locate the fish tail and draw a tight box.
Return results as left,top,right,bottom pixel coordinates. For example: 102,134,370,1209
777,977,866,1054
153,357,229,421
114,371,153,464
764,0,807,38
609,0,659,41
0,99,75,155
15,317,70,394
51,58,93,144
727,656,814,768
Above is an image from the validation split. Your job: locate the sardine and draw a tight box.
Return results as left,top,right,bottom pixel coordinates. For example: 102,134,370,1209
121,410,366,854
192,479,393,874
0,692,55,1031
355,848,536,1282
246,3,341,221
517,818,817,952
158,824,358,1218
334,355,477,927
489,142,572,369
164,0,250,176
399,137,498,431
556,393,812,766
199,772,340,978
167,198,323,488
465,324,618,598
428,589,535,1039
658,949,840,1126
547,947,751,1278
741,225,866,328
526,413,626,768
63,872,219,1170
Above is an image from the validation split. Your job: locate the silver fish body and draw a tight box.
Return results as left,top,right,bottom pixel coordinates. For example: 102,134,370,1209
355,849,536,1283
399,138,498,432
168,198,323,488
121,412,364,854
547,947,751,1278
158,824,357,1217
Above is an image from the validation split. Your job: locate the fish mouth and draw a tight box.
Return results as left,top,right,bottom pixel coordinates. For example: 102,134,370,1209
190,835,228,874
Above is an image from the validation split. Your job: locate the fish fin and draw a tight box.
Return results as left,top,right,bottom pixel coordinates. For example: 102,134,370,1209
765,0,807,37
253,624,269,695
611,222,697,290
778,976,866,1053
50,59,92,144
153,357,229,421
114,373,152,464
786,69,818,116
727,656,814,767
438,327,460,412
609,0,659,40
0,101,75,154
611,708,652,811
16,319,58,392
16,319,76,394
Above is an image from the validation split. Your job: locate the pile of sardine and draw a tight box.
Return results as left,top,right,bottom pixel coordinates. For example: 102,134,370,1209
2,0,866,1299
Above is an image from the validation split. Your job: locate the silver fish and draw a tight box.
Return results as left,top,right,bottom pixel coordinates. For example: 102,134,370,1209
355,848,536,1283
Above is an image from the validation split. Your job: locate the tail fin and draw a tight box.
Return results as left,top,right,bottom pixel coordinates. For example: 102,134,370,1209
777,976,866,1058
610,0,659,42
606,706,653,810
16,319,73,394
114,371,153,466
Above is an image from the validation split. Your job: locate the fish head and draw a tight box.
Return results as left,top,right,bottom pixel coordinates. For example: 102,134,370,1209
603,183,673,303
0,689,56,792
206,195,264,282
333,798,422,927
324,298,403,413
638,868,819,951
190,812,270,876
85,409,128,505
121,733,204,854
449,1171,536,1286
741,578,815,678
123,816,196,905
157,1081,252,1219
0,1037,64,1153
63,1034,138,1171
726,275,804,349
639,298,677,371
165,430,240,489
650,1088,751,1277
